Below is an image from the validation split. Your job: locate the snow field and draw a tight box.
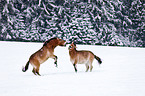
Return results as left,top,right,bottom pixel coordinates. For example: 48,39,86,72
0,41,145,96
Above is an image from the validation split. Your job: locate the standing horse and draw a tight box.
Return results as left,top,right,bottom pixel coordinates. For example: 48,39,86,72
68,42,102,72
22,37,66,76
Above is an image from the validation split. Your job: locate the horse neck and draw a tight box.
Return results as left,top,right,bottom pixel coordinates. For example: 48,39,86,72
69,48,77,56
46,41,58,50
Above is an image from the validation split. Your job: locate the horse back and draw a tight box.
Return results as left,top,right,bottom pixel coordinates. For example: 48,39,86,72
75,50,94,64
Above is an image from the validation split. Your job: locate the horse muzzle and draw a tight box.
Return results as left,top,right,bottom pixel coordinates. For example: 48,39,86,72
60,41,67,47
63,42,67,46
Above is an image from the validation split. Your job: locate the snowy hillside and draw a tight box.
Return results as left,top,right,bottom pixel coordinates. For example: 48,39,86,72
0,0,145,47
0,41,145,96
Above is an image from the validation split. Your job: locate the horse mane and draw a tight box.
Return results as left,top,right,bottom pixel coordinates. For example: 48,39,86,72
43,37,57,46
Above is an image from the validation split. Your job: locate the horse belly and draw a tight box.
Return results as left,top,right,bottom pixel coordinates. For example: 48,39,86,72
77,54,90,64
77,56,88,64
36,55,47,64
38,51,50,64
78,59,88,64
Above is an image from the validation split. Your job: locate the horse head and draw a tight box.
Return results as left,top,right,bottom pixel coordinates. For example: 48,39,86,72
68,42,77,50
57,38,66,46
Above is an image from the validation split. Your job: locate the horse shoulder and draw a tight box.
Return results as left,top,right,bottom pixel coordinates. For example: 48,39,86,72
69,51,77,62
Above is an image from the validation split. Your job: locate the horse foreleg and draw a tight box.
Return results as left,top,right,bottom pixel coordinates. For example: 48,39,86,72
73,64,77,72
52,55,58,67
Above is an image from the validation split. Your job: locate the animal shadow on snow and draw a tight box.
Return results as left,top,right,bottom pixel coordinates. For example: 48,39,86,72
41,69,103,76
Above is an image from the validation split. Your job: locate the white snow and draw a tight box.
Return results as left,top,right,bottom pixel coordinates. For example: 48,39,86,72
0,41,145,96
38,0,42,6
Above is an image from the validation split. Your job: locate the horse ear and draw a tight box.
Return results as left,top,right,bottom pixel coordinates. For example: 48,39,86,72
73,42,76,46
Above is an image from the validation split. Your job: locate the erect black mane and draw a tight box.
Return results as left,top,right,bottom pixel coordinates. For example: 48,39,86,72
43,37,57,46
73,42,76,46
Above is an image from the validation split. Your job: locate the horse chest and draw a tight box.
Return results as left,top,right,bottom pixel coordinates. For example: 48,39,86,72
77,56,89,64
46,51,51,57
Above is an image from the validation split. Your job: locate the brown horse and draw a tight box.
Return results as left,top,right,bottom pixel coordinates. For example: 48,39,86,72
22,37,66,76
68,42,102,72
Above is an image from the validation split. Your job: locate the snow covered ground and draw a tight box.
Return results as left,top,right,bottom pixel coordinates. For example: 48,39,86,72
0,41,145,96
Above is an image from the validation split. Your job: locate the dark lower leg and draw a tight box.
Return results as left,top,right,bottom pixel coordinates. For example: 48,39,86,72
54,56,58,67
36,67,41,76
86,65,89,72
73,64,77,72
32,68,37,75
36,71,41,76
90,66,93,72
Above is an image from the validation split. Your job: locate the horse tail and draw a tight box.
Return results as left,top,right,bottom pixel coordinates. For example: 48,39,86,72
22,61,30,72
94,55,102,64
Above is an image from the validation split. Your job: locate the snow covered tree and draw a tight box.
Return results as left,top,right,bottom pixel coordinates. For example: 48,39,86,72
0,0,144,47
128,0,144,47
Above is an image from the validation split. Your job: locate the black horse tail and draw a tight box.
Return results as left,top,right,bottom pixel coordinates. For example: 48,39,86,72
22,61,30,72
94,55,102,64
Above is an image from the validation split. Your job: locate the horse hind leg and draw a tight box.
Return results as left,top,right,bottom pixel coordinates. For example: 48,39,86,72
36,67,41,76
32,68,37,75
85,64,89,72
89,57,94,72
31,61,41,76
35,63,41,76
89,63,93,72
32,67,41,76
90,65,93,72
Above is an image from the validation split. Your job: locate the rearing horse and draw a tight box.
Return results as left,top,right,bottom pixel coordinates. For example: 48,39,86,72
22,37,66,76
